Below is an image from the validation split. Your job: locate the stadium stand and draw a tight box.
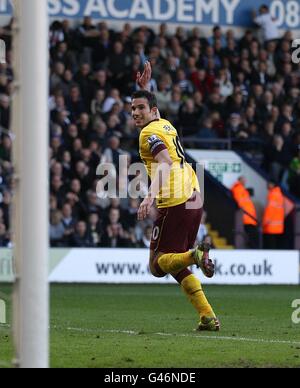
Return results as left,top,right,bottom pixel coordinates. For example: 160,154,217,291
0,17,299,248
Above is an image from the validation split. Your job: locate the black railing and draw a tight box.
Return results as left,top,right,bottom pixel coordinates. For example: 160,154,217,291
182,137,265,151
203,170,240,247
295,205,300,250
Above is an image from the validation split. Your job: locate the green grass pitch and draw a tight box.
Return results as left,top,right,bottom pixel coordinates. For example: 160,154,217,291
1,284,300,368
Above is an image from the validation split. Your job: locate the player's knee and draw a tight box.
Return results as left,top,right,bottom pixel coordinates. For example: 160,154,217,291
151,268,166,278
149,261,165,278
149,253,166,278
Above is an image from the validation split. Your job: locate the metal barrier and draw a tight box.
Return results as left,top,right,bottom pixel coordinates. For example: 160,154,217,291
182,137,265,152
295,205,300,250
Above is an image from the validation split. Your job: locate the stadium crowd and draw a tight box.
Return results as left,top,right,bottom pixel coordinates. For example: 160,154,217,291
0,16,300,248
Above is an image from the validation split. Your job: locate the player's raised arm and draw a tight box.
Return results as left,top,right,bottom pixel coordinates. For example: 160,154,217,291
136,61,161,119
136,61,152,91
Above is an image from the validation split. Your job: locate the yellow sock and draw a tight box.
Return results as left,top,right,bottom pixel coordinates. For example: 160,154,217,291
158,251,194,273
181,274,215,319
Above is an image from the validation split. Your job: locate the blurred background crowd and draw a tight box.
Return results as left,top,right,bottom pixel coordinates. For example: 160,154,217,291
0,15,299,248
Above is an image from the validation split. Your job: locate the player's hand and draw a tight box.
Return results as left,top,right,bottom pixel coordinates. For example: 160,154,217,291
136,61,152,91
138,197,154,221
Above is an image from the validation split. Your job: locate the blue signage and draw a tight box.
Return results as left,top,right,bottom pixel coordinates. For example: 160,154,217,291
1,0,299,29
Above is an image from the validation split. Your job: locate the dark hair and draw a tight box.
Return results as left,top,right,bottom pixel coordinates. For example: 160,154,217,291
260,5,269,12
269,180,278,187
131,90,158,109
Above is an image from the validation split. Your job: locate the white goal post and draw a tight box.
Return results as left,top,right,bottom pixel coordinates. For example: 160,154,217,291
11,0,49,368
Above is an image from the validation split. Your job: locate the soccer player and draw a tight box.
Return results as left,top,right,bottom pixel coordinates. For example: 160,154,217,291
132,63,220,332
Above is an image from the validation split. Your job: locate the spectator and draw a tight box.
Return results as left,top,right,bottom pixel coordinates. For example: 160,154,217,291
101,136,128,168
208,26,227,48
263,135,293,184
90,89,105,116
51,175,66,207
50,210,65,247
59,69,74,96
66,85,85,120
52,42,76,72
50,62,65,90
218,68,234,98
156,77,172,115
88,213,103,247
107,41,130,88
289,146,300,198
231,177,259,249
0,191,11,230
78,16,99,50
138,226,153,248
123,198,140,230
0,135,12,162
197,117,219,149
70,221,94,247
251,61,272,86
0,94,10,129
102,89,122,114
86,190,102,214
263,181,285,249
0,222,10,247
92,69,111,96
226,113,245,139
253,5,280,44
167,89,182,122
175,68,194,96
102,208,129,248
178,99,201,136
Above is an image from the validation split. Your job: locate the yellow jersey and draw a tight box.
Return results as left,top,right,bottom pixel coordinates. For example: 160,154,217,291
139,118,200,209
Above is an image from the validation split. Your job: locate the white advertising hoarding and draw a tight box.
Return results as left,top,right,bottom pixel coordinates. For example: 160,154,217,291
206,250,300,285
1,248,299,285
0,249,13,282
48,249,173,284
48,249,300,285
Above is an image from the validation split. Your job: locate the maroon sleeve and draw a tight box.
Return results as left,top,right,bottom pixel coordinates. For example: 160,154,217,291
147,135,167,157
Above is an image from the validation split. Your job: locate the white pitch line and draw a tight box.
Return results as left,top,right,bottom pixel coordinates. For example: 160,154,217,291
4,324,300,347
62,327,300,347
66,327,136,335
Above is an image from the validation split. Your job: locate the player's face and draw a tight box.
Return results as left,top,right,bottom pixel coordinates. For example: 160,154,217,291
132,98,156,128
